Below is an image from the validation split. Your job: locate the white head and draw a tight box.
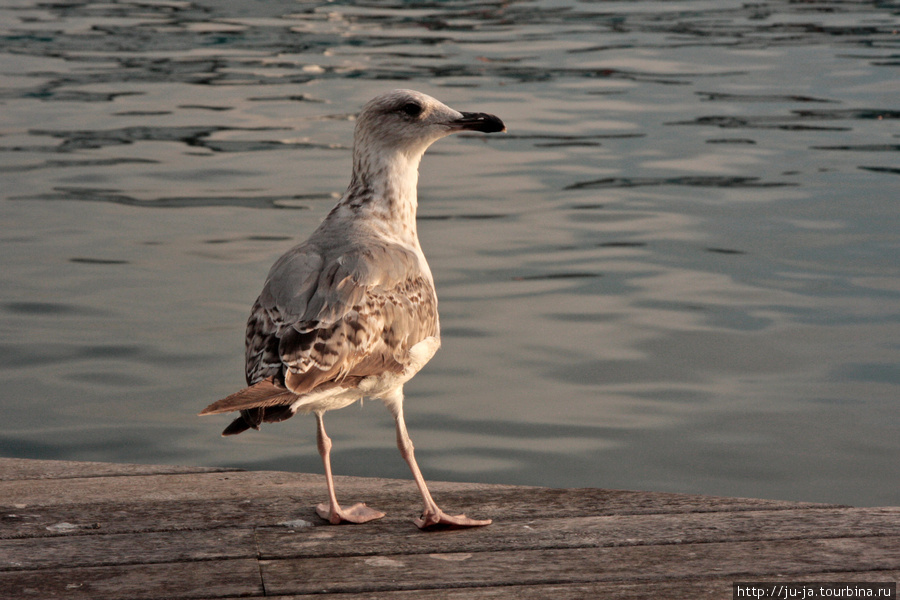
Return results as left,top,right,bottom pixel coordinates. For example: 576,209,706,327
352,89,505,173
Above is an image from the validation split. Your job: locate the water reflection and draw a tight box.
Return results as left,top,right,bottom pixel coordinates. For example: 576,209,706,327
0,0,898,507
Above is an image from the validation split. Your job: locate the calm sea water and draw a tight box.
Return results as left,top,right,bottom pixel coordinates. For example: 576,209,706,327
1,0,898,507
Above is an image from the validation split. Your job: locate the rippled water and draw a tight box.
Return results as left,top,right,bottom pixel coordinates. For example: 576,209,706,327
1,0,898,507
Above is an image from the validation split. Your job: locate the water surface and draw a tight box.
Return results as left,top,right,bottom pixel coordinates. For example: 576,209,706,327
1,0,898,507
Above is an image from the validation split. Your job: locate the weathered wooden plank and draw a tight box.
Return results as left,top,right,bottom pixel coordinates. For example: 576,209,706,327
0,458,896,600
0,465,841,514
0,491,841,541
0,528,257,571
8,544,895,600
0,458,241,481
0,469,322,506
256,571,900,600
0,558,262,600
6,505,895,573
255,507,900,559
0,496,313,540
259,537,900,596
0,468,843,540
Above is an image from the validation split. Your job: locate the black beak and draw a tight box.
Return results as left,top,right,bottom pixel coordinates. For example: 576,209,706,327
450,111,506,133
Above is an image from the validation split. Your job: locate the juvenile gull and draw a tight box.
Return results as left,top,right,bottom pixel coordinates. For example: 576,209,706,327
200,89,505,529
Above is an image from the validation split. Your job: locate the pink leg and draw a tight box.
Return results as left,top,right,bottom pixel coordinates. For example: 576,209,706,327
392,404,491,529
314,411,385,525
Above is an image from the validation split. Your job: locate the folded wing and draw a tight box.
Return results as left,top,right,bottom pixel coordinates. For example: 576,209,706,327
200,240,439,434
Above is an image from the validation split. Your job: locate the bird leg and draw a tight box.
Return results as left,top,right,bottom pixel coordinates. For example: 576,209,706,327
391,403,491,529
314,411,385,524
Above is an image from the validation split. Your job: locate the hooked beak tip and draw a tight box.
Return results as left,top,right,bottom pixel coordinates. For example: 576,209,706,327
451,112,506,134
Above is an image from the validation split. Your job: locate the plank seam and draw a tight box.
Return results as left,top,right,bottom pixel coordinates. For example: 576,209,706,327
253,528,267,597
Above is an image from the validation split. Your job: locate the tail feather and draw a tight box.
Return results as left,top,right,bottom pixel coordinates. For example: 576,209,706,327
199,377,298,416
221,416,254,436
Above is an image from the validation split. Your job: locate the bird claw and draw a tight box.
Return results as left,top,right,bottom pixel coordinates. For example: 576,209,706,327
316,502,385,525
415,509,492,529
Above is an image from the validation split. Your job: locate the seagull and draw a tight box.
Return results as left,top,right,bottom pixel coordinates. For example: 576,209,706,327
200,89,505,529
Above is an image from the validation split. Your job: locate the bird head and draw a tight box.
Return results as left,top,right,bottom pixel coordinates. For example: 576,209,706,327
353,89,505,162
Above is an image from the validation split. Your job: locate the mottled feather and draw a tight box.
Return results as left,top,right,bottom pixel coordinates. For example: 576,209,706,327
201,231,439,432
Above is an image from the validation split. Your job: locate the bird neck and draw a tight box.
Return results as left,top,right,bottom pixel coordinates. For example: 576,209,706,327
337,147,424,244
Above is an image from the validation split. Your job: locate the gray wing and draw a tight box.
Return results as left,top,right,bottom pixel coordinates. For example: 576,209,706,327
245,240,439,395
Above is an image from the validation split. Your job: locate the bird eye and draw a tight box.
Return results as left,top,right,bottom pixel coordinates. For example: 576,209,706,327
400,102,423,118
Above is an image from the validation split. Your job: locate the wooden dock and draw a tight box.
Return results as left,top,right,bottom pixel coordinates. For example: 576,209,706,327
1,458,897,599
